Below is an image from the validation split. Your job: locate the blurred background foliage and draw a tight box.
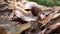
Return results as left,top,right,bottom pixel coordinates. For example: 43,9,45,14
28,0,60,7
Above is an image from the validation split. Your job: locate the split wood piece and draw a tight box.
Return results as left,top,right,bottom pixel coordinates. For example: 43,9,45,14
16,23,31,34
39,19,60,34
40,11,60,26
53,13,60,19
0,26,7,34
44,22,60,34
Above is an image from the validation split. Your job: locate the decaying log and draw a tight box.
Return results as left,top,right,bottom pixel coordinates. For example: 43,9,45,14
1,0,60,34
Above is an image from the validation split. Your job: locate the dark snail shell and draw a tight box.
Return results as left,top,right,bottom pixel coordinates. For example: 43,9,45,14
31,7,41,16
